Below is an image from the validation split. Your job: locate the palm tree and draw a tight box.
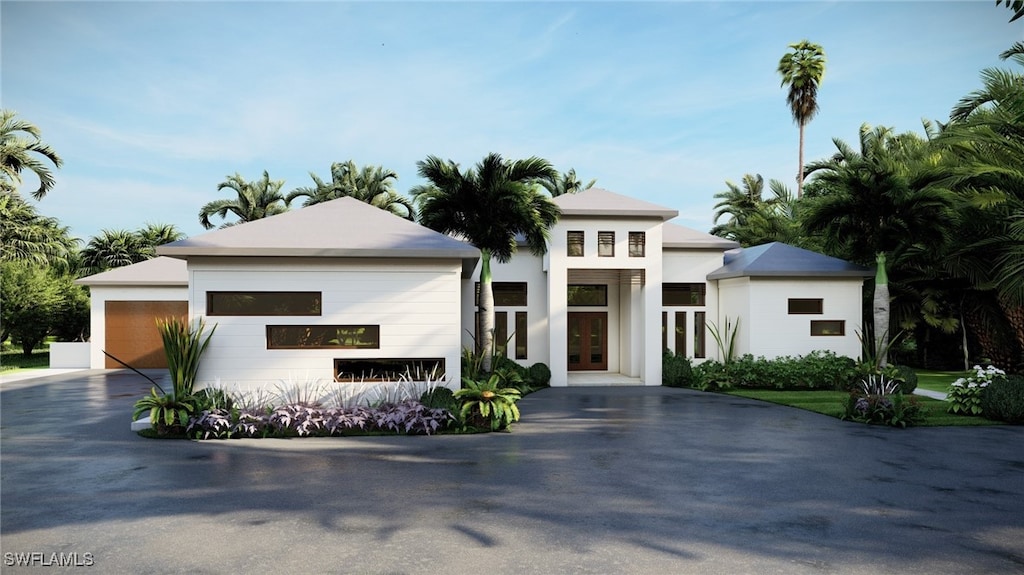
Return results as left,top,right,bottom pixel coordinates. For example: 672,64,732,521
802,124,957,365
137,222,186,248
287,161,415,220
0,110,63,200
541,168,596,197
778,41,826,198
412,153,559,370
200,171,288,229
710,175,803,247
0,189,76,268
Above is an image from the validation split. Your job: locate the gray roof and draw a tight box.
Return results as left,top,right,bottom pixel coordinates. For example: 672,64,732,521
707,242,873,280
157,197,480,274
663,222,740,250
555,188,678,220
76,256,188,286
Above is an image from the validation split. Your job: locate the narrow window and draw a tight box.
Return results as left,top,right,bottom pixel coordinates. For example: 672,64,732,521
567,284,608,306
475,282,527,306
494,311,508,353
628,232,645,257
662,311,668,352
694,311,706,358
789,298,823,314
208,291,321,316
567,231,584,257
811,320,845,336
267,325,379,349
663,283,706,306
675,312,687,356
515,311,528,360
335,358,445,382
598,231,615,257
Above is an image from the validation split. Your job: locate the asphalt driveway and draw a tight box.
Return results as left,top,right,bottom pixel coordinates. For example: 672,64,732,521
2,370,1023,574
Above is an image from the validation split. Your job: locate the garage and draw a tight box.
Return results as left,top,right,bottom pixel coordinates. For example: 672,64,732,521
104,300,188,368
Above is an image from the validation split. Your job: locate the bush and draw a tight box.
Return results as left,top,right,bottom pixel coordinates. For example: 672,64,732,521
948,365,1005,416
980,374,1024,423
662,350,693,387
691,360,731,391
527,362,551,387
842,392,924,428
420,386,459,413
689,352,856,391
893,365,918,394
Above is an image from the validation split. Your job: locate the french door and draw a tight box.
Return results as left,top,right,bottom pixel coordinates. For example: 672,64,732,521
567,312,608,371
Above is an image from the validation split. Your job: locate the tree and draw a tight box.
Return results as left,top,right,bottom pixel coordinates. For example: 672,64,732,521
200,171,288,229
137,222,186,248
0,189,76,269
802,124,957,362
996,0,1024,23
778,40,826,198
1,260,62,356
412,153,559,370
710,174,804,247
79,224,185,275
540,168,596,197
286,161,415,220
0,110,63,200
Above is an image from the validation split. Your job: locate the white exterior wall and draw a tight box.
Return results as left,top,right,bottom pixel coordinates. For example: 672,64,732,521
717,277,863,360
662,250,726,362
715,278,752,360
85,285,188,369
463,252,549,367
187,257,463,391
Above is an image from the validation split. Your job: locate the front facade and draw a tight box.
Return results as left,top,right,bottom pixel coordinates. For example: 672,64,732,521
78,189,870,390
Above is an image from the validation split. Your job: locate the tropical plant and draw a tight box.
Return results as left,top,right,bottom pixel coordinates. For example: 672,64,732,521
413,153,558,371
0,189,76,268
199,171,288,229
710,175,803,246
158,316,217,397
455,375,522,431
948,364,1005,415
996,0,1024,23
540,168,596,197
707,316,739,363
0,109,63,199
286,161,414,220
842,391,923,428
133,387,197,435
777,40,826,198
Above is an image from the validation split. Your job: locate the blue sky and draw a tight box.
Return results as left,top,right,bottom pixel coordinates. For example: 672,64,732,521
3,1,1020,242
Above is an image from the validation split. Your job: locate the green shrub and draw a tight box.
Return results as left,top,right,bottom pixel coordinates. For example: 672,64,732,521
980,374,1024,423
691,360,731,391
420,387,459,413
456,375,522,431
842,392,924,428
662,350,693,387
893,365,917,394
948,365,1005,415
527,362,551,387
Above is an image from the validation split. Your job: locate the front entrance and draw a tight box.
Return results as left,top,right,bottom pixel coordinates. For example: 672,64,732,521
568,312,608,371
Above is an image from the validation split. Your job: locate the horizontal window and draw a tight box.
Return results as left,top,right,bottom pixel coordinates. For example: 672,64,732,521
567,231,584,257
811,320,845,336
334,358,445,382
267,325,379,349
208,291,321,316
789,298,823,314
475,282,527,306
663,283,706,306
568,284,607,306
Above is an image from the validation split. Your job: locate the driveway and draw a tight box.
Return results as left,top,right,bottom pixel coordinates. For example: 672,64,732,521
2,370,1023,574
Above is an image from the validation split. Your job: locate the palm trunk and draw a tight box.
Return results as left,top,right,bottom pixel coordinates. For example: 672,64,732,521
873,252,889,368
797,122,805,198
479,250,495,373
998,297,1024,364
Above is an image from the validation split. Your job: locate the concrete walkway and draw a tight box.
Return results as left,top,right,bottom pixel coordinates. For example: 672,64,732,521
1,371,1021,574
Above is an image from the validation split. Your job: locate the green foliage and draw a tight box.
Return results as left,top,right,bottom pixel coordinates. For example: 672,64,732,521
691,352,857,391
691,360,732,391
158,316,216,397
0,189,76,268
948,365,1005,416
50,274,90,342
662,350,694,387
842,391,924,428
980,374,1024,423
455,375,522,431
419,387,459,413
0,260,62,355
893,365,918,394
200,171,288,229
1,109,63,200
132,386,196,435
527,362,551,387
707,317,739,363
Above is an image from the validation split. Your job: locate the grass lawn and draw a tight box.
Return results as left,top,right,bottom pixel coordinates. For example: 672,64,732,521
724,388,1002,427
914,369,970,393
0,349,50,374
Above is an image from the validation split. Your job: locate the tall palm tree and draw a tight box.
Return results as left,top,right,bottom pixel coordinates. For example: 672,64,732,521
541,168,596,197
200,171,288,229
0,189,76,268
412,153,559,370
0,110,63,200
136,222,186,248
287,161,414,220
802,124,957,365
80,229,151,274
778,41,826,198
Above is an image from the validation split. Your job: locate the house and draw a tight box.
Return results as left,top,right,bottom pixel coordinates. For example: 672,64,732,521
76,189,871,389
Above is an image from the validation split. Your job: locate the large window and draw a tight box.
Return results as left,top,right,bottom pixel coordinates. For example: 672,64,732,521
663,283,706,306
567,231,584,257
335,358,445,382
598,231,615,257
811,320,845,336
208,291,321,316
694,311,706,358
473,311,527,360
267,325,379,349
628,232,645,257
567,284,608,306
475,282,527,306
789,298,823,314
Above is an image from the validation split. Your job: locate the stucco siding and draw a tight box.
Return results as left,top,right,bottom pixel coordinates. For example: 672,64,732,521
745,278,863,359
187,258,463,390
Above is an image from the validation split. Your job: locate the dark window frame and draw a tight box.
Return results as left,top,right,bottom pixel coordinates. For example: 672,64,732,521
207,291,322,316
789,298,824,315
811,320,846,336
598,231,615,257
628,231,645,257
266,325,380,349
663,283,707,306
567,231,585,257
515,311,528,360
567,284,608,306
475,282,528,307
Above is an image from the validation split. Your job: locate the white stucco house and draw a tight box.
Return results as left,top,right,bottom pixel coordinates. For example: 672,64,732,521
76,188,872,389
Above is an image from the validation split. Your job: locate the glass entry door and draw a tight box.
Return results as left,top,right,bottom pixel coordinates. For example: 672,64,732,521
568,312,608,371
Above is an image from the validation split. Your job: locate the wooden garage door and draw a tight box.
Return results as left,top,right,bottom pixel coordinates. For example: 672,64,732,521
104,301,188,368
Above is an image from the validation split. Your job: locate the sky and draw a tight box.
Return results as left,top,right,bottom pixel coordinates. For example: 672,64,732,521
3,1,1021,243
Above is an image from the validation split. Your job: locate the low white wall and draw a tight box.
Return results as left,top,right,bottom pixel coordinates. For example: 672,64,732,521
49,342,92,368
